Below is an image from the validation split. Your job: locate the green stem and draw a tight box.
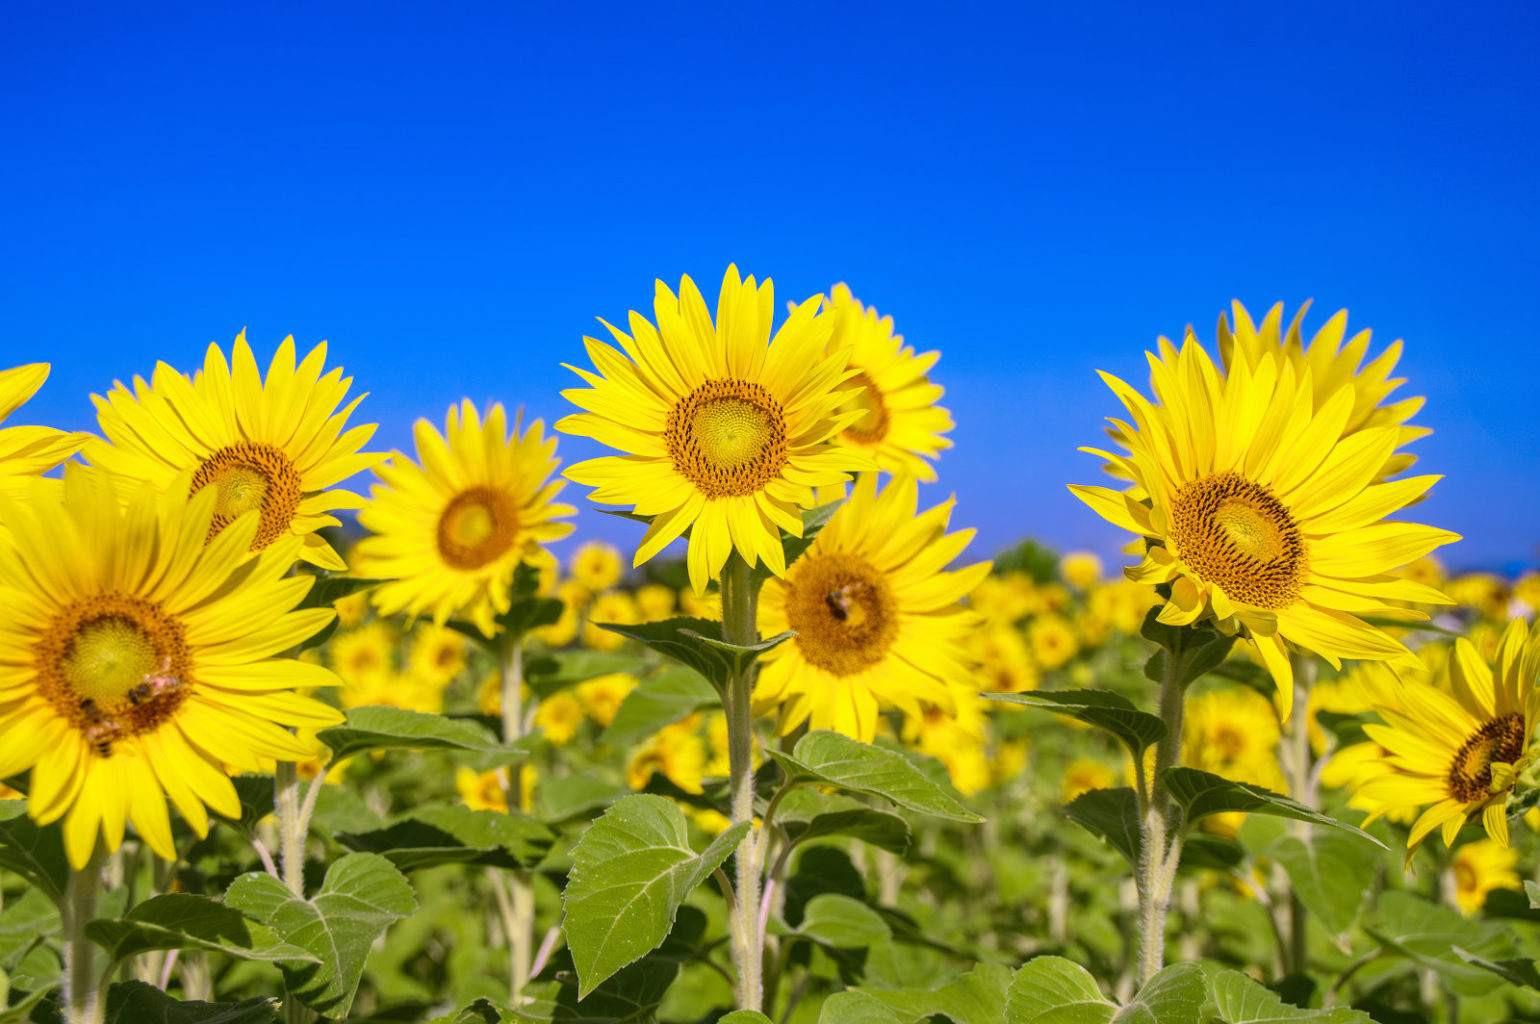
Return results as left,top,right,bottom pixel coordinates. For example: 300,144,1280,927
720,552,763,1012
273,760,312,1024
500,634,535,1004
63,842,106,1024
1137,637,1186,984
1285,652,1316,976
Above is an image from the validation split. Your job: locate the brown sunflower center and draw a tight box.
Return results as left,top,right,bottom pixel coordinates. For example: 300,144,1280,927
190,441,303,551
1213,725,1247,761
437,486,519,570
1452,860,1477,897
34,593,192,755
783,551,898,677
665,379,788,498
1168,471,1309,609
1447,712,1527,803
839,370,890,445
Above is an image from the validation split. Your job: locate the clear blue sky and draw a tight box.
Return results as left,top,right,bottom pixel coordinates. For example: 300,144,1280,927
3,1,1536,573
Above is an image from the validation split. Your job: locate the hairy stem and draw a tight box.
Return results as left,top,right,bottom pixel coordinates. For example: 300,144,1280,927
721,552,763,1011
1285,652,1317,975
1137,638,1186,984
274,760,312,1024
500,634,535,1004
63,842,106,1024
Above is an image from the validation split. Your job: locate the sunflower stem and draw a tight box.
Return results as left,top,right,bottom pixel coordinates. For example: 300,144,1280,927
1284,652,1317,976
1137,632,1187,984
274,759,314,1024
499,633,535,1005
720,552,763,1012
63,842,106,1024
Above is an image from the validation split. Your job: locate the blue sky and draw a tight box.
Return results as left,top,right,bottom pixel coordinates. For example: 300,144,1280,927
3,1,1537,573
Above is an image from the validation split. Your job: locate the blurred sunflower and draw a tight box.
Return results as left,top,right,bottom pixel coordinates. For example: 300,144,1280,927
809,283,954,480
576,672,638,726
582,591,640,652
570,540,624,591
533,691,583,745
0,467,343,868
1071,332,1458,715
1216,301,1428,476
85,332,378,570
558,265,871,593
1357,618,1540,860
753,474,990,742
0,363,90,500
408,623,468,687
1062,758,1117,804
354,401,575,637
1450,839,1521,916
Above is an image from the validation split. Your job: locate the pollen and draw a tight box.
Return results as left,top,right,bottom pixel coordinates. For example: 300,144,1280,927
1168,471,1309,609
783,551,899,677
190,441,303,551
665,379,788,498
437,485,519,570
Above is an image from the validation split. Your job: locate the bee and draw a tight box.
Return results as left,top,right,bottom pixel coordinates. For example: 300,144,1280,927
825,581,868,622
128,657,181,705
79,700,125,758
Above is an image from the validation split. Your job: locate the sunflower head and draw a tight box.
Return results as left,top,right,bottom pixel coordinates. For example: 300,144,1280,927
0,465,343,868
86,331,380,571
354,401,576,638
558,266,875,594
812,283,954,481
1071,330,1459,717
0,363,92,500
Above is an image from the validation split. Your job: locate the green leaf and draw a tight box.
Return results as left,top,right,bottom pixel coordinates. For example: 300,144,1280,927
224,853,417,1019
525,650,645,699
508,956,678,1024
0,801,68,903
561,794,749,997
1144,630,1236,688
795,894,892,949
782,807,912,855
853,964,1013,1024
1209,968,1374,1022
1453,947,1540,991
99,981,280,1023
767,731,983,823
1113,963,1205,1024
600,668,720,746
495,596,565,637
1160,768,1384,847
1266,832,1377,936
427,998,510,1024
316,705,524,763
297,573,388,609
1364,891,1509,996
337,803,555,872
1064,788,1140,866
595,617,794,691
1005,956,1115,1024
84,894,316,965
819,992,908,1024
719,1014,775,1024
218,776,276,837
1526,879,1540,909
0,986,51,1024
983,691,1166,761
0,889,57,970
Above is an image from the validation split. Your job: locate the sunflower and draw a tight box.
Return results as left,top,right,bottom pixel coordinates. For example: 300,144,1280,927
1063,758,1117,804
810,283,954,480
1450,839,1521,916
1216,301,1428,477
570,540,624,591
0,363,91,499
1071,332,1458,716
752,473,990,742
85,332,378,571
354,401,575,638
558,265,872,594
0,466,343,868
1356,618,1540,861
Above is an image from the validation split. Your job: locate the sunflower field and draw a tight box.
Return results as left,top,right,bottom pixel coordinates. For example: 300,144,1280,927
3,270,1540,1024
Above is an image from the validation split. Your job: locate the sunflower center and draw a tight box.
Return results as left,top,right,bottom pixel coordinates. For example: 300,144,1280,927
1452,860,1477,897
665,379,788,498
839,371,890,445
783,551,898,677
1168,471,1309,609
34,593,192,752
1213,725,1246,761
1447,712,1527,803
437,486,519,570
190,441,303,551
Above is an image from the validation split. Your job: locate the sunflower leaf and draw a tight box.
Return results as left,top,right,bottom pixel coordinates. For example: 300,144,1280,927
495,596,565,638
593,617,791,691
94,981,281,1024
84,894,317,965
1004,955,1116,1023
562,795,748,998
794,894,892,950
830,964,1010,1024
507,957,679,1024
1063,788,1141,866
1161,768,1385,847
766,731,983,823
984,690,1167,761
1453,947,1540,992
316,706,527,764
1143,629,1236,688
1364,891,1510,996
337,802,555,872
427,998,510,1024
294,573,389,609
1209,967,1375,1022
224,853,417,1019
0,802,68,904
601,667,720,746
525,650,646,698
780,805,912,855
1265,832,1378,937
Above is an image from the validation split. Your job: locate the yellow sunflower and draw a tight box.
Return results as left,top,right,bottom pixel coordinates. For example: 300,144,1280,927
752,473,990,742
0,466,343,868
558,265,872,594
85,331,378,571
1071,332,1458,716
0,363,91,499
1356,617,1540,861
1450,839,1521,916
570,540,624,591
810,283,954,480
1217,301,1428,477
353,401,576,638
